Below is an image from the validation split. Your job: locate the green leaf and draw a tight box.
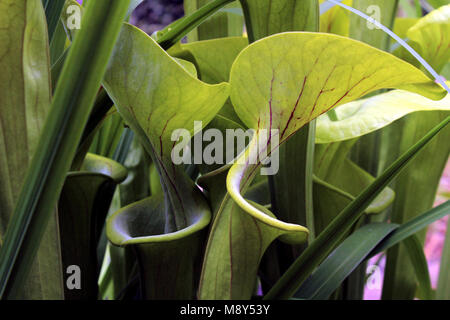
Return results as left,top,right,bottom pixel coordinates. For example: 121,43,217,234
295,222,398,300
264,115,450,299
58,154,127,299
119,137,151,207
171,37,248,125
402,235,434,300
371,200,450,256
437,215,450,299
0,0,64,299
156,0,235,49
349,0,399,51
106,193,210,299
0,0,131,299
319,0,352,36
176,37,248,85
427,0,450,9
103,23,229,232
227,31,444,238
198,169,308,299
239,0,319,42
102,23,230,299
394,4,450,73
42,0,66,44
295,201,450,300
381,110,450,299
314,141,395,234
184,0,244,41
316,88,450,143
89,113,124,159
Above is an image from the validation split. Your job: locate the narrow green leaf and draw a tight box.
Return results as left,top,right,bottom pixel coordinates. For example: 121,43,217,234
437,216,450,299
370,200,450,255
402,235,434,300
0,0,131,299
0,0,65,299
156,0,235,49
264,115,450,299
295,223,398,300
43,0,66,43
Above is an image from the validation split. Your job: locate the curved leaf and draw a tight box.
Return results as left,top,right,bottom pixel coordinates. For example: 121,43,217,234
198,170,308,300
394,4,450,73
172,37,248,125
316,88,450,144
227,31,444,238
199,31,444,300
103,23,229,232
58,154,127,299
319,0,352,36
107,193,210,299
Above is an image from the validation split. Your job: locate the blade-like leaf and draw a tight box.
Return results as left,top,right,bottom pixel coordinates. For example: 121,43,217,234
42,0,66,44
437,216,450,299
295,222,398,300
370,200,450,256
402,235,433,300
0,0,131,299
0,0,64,299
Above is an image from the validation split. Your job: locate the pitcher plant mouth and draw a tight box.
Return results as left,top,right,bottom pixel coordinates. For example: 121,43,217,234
107,194,211,246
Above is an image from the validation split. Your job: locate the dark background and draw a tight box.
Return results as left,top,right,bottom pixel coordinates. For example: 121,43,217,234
130,0,185,35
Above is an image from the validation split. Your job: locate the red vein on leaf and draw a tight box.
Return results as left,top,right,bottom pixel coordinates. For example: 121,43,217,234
281,76,308,139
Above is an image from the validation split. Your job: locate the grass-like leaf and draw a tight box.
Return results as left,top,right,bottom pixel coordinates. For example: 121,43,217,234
0,0,131,299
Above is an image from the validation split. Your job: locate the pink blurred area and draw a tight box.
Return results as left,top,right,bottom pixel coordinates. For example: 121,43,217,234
364,160,450,299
